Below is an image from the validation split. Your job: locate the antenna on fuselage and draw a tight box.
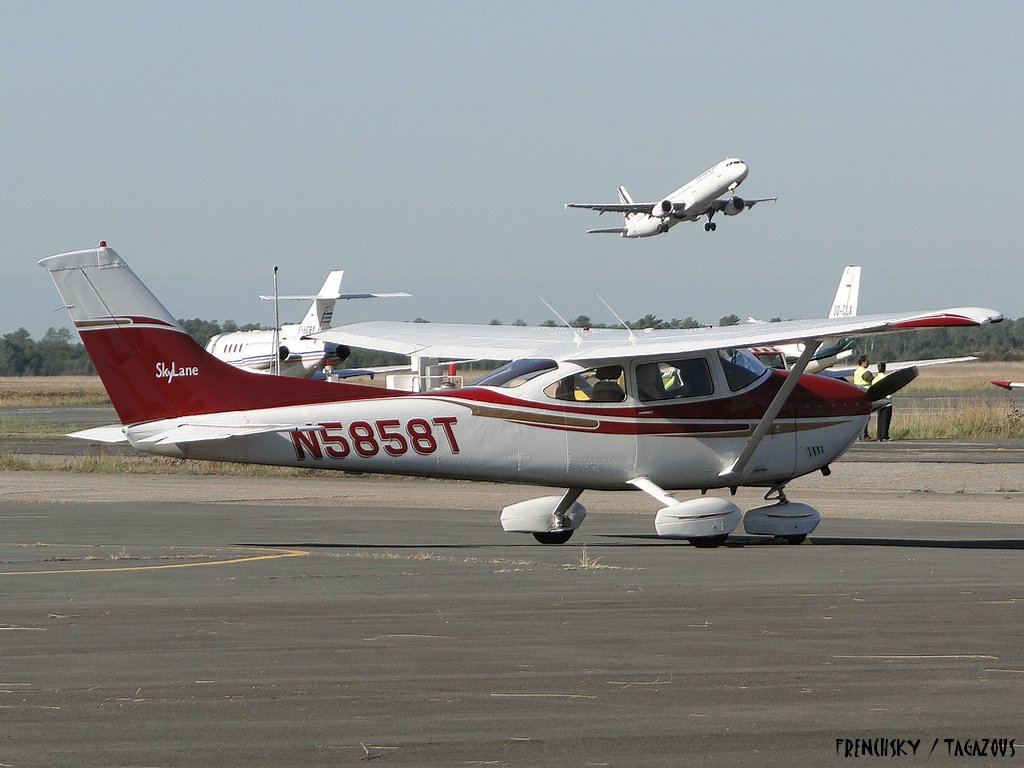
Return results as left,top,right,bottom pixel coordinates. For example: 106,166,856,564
540,298,583,343
597,294,638,341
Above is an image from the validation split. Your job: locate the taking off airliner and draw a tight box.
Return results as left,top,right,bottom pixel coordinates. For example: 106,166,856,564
42,244,1000,547
565,158,776,238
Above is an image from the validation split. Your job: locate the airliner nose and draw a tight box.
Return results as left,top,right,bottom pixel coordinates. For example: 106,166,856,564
736,162,749,181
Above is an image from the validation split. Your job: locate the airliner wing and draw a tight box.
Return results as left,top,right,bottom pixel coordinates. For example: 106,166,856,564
710,196,778,211
565,202,655,214
314,308,1002,364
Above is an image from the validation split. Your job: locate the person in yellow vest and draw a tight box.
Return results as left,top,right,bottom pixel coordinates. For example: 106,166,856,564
852,355,874,440
874,361,892,441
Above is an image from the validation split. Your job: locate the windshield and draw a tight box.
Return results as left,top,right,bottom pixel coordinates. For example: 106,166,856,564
719,348,768,391
472,358,558,388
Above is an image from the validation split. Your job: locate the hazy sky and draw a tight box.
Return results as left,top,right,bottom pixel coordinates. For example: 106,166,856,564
4,2,1022,338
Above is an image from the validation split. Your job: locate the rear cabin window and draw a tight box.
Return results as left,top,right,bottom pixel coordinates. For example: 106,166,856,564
635,358,714,401
473,358,558,388
719,348,768,391
544,365,626,403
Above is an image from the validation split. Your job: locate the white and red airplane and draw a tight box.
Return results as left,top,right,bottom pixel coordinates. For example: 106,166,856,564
564,158,776,238
42,245,1002,547
205,269,409,379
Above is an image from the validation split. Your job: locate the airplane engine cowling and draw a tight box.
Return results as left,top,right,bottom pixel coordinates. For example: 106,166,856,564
277,345,290,362
723,196,745,216
651,199,673,218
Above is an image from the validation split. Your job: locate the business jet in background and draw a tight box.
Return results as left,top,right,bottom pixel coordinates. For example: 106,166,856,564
205,269,409,379
565,158,777,238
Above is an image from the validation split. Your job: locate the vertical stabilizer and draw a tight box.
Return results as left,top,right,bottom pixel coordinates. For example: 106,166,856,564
298,269,344,331
829,265,861,318
39,248,391,425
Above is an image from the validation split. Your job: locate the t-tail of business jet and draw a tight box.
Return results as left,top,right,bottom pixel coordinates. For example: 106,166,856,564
204,269,409,379
565,158,777,238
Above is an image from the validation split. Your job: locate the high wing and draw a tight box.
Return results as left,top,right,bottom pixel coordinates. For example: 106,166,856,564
709,196,778,212
312,308,1002,364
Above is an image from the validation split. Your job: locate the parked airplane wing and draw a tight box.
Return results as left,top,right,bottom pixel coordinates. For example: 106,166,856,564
828,356,979,379
315,309,1002,365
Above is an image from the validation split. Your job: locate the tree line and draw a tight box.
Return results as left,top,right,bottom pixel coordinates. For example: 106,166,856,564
3,314,1023,376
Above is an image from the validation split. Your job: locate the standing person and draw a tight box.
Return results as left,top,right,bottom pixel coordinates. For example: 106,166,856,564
853,355,874,440
874,362,892,441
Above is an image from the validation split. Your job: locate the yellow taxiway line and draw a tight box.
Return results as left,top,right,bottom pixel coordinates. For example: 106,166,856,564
0,546,309,576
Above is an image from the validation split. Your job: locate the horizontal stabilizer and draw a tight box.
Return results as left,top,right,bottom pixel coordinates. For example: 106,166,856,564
260,291,411,301
134,422,311,447
67,425,128,444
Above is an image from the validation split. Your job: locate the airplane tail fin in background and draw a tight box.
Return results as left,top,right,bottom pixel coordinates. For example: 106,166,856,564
261,269,410,332
829,265,861,318
39,247,393,425
302,269,345,331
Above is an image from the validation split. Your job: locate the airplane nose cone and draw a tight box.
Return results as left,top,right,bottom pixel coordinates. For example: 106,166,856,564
737,163,749,181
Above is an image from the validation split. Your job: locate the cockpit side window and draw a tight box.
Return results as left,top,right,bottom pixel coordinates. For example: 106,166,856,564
635,358,714,401
544,365,626,403
718,348,768,391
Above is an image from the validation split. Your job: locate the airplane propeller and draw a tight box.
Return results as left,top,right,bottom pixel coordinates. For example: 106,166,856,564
865,366,918,401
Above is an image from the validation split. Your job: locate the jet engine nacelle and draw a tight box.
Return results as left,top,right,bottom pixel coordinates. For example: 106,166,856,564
723,196,745,216
324,343,351,364
500,496,586,533
654,497,741,539
277,345,290,362
651,199,673,218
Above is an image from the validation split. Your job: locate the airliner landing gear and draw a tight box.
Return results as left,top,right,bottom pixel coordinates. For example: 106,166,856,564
742,485,821,544
704,213,717,232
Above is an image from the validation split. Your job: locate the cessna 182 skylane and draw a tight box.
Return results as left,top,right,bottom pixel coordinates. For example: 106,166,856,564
565,158,776,238
42,245,1002,547
205,269,409,379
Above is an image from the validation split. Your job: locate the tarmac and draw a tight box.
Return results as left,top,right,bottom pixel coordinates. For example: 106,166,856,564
2,450,1023,766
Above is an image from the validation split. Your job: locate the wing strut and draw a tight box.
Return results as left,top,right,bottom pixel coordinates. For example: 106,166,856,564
719,339,820,479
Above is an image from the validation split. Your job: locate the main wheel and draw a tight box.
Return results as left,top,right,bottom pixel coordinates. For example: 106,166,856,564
710,222,717,231
688,534,728,548
704,222,711,232
533,529,574,545
783,534,807,545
